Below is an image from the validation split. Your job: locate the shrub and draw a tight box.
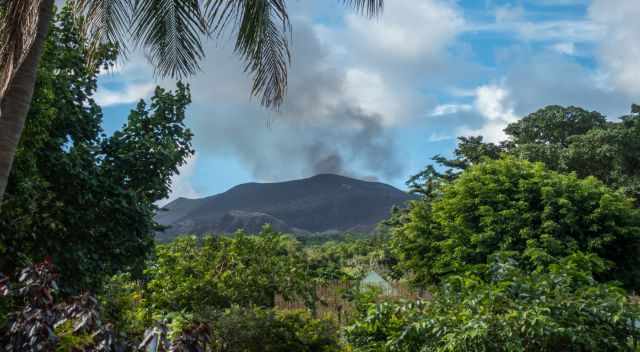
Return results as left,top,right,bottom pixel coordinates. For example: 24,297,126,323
144,229,315,313
346,252,640,352
211,306,341,352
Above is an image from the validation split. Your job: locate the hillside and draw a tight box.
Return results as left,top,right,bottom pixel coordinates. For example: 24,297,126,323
155,174,413,240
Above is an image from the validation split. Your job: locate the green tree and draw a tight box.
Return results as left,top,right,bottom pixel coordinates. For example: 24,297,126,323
0,0,384,204
347,252,640,352
143,228,315,314
505,105,607,146
305,235,397,283
0,8,193,292
412,105,640,203
210,306,341,352
392,157,640,290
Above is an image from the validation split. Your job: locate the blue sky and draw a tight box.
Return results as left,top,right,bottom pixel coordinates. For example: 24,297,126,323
96,0,640,204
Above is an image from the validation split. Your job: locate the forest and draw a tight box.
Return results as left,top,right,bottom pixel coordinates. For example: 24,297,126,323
2,3,640,352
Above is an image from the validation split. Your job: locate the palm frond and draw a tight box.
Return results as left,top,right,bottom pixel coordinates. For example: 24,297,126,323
0,0,44,97
69,0,133,58
206,0,290,109
204,0,382,109
131,0,207,78
342,0,384,17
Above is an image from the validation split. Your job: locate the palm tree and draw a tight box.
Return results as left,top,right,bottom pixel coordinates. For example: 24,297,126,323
0,0,383,203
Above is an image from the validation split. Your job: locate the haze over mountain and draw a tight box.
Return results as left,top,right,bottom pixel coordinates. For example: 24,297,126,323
156,174,414,241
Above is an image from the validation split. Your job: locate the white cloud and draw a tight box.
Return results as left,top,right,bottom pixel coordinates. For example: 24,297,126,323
495,4,524,23
514,20,601,42
532,0,588,4
428,132,453,142
159,155,200,206
468,3,602,45
551,42,576,56
452,84,518,143
589,0,640,96
343,68,405,126
474,84,517,122
345,0,464,61
94,83,155,107
458,120,509,144
430,103,473,117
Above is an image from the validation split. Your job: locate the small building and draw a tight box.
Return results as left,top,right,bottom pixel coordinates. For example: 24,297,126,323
360,271,395,296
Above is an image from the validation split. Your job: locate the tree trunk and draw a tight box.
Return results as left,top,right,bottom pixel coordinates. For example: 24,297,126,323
0,0,54,205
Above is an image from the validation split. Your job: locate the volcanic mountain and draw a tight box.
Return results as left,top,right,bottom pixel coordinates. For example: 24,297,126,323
155,174,414,241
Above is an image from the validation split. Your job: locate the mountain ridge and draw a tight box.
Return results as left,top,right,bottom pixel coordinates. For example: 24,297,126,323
156,173,414,241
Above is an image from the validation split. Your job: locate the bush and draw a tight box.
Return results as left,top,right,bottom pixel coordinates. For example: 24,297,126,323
211,306,341,352
392,157,640,289
98,273,148,343
0,261,123,351
346,252,640,352
144,229,315,314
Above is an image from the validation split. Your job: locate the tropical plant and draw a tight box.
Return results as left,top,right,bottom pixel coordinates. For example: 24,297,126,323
412,105,640,203
392,157,640,290
0,0,384,204
144,228,316,314
0,261,232,351
305,234,397,283
210,306,341,352
98,273,148,343
0,6,195,292
346,252,640,352
0,261,125,351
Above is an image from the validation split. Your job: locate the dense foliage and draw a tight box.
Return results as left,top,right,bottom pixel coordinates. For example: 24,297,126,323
90,229,346,347
144,228,315,313
347,252,640,352
0,7,193,292
209,306,341,352
393,157,640,289
414,105,640,202
305,233,396,283
353,104,640,351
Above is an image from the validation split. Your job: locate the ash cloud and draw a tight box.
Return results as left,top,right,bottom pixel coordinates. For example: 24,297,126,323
189,19,404,182
302,108,401,179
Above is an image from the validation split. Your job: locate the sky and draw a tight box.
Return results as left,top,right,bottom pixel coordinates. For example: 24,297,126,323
96,0,640,205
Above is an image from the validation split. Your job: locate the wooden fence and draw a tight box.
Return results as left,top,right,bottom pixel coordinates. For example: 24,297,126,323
275,281,427,325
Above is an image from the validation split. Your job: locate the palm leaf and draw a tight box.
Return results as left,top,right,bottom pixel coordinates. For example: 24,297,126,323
0,0,44,97
204,0,382,109
0,0,384,110
69,0,133,58
205,0,290,109
131,0,207,78
342,0,383,17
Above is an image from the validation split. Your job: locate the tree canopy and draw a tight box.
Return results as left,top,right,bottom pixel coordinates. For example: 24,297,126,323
393,157,640,290
347,252,640,352
0,8,193,292
414,105,640,203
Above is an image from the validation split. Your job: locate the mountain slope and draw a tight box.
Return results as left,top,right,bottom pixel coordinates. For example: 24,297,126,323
156,174,413,240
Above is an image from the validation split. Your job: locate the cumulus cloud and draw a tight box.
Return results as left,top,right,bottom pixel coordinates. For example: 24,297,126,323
589,0,640,96
94,83,155,107
503,52,631,118
344,0,464,61
455,84,517,143
342,68,406,126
